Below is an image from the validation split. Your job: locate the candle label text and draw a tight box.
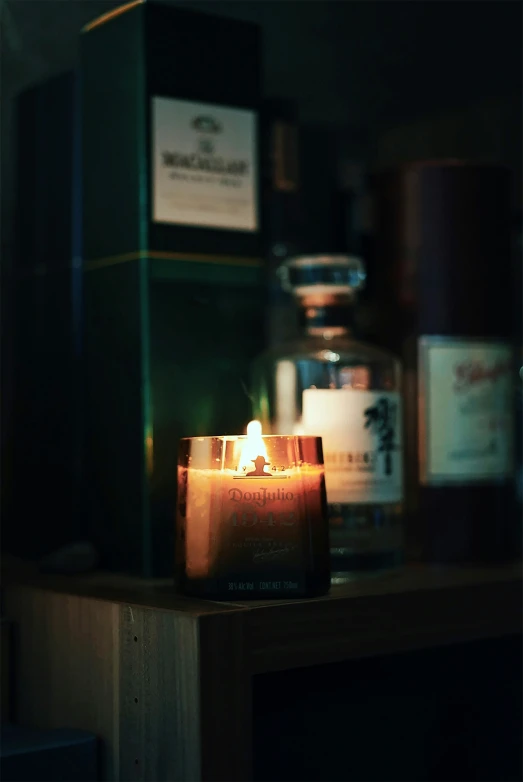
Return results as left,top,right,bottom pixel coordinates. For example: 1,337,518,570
228,510,297,527
228,487,294,506
214,474,311,572
226,579,301,593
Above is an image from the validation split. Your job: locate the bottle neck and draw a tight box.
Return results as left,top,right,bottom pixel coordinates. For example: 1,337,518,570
297,294,355,337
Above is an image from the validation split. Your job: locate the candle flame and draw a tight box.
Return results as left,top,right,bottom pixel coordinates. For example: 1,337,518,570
246,420,262,438
236,420,269,474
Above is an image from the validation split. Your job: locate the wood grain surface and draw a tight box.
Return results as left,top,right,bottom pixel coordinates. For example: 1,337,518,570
118,606,202,781
199,612,252,781
3,562,521,781
4,588,119,779
245,577,522,674
2,558,244,616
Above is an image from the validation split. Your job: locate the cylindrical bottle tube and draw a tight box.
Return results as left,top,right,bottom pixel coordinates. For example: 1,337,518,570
374,161,517,564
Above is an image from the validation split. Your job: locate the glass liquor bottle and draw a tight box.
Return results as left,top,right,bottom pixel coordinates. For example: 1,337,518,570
374,162,516,564
251,254,404,582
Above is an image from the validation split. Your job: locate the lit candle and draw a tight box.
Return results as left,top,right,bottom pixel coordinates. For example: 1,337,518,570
176,422,330,599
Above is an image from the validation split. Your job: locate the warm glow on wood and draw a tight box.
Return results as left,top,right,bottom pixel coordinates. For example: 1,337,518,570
82,0,143,33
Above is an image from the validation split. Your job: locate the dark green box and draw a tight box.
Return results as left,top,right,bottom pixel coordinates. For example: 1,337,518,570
12,72,85,560
81,1,265,575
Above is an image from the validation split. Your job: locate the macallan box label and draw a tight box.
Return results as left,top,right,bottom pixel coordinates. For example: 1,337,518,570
152,97,258,231
81,1,262,263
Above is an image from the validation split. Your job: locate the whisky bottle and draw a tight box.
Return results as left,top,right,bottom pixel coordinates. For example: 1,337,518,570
252,254,404,583
374,161,517,563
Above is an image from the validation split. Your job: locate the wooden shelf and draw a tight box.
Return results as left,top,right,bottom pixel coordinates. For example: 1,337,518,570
3,560,522,781
4,560,522,669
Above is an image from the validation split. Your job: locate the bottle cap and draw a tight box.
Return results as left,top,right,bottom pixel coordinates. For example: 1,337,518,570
278,254,366,298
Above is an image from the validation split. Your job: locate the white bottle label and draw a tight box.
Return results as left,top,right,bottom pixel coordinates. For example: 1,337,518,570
419,338,514,484
302,389,403,504
152,97,258,232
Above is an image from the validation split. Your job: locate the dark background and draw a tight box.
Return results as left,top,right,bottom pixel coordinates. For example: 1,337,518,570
1,3,521,779
253,635,523,781
2,0,522,457
2,0,522,268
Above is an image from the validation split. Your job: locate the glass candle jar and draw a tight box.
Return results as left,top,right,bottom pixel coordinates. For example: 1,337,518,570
176,421,331,599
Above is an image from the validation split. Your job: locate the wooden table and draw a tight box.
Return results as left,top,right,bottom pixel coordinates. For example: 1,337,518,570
3,562,521,781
